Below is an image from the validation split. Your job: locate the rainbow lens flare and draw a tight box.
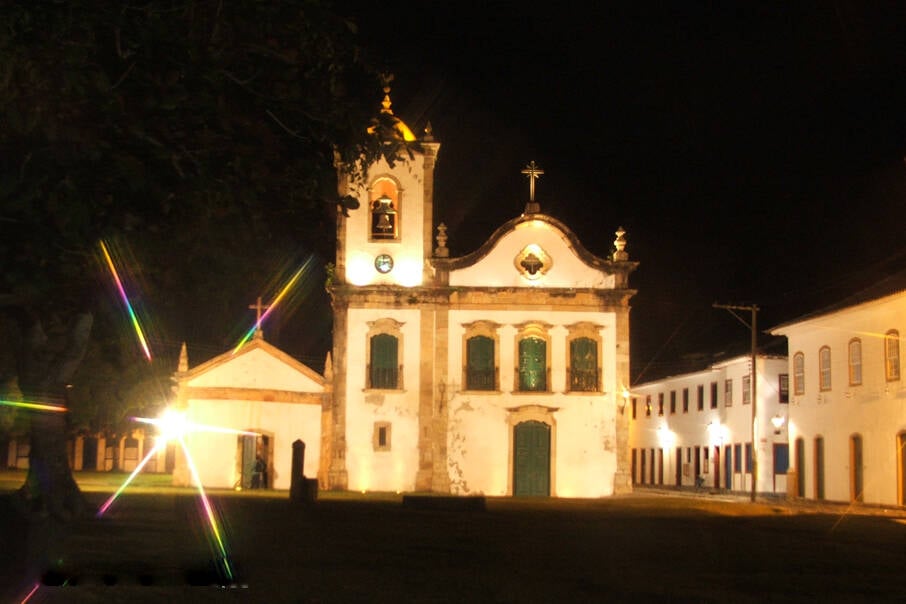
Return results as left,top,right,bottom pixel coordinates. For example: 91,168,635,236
96,408,259,583
0,399,66,413
232,256,313,355
100,240,152,362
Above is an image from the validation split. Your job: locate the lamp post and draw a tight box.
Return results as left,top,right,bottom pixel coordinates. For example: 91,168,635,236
714,303,759,503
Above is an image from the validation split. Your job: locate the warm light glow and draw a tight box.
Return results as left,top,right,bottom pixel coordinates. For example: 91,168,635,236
134,408,259,440
771,414,786,430
96,406,238,582
100,240,152,362
657,425,676,448
345,255,374,286
393,258,422,287
706,420,729,446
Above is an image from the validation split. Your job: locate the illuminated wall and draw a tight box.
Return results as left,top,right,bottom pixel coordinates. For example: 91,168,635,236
771,292,906,505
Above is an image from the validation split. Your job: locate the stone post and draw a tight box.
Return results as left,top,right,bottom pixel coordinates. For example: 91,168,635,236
290,439,316,505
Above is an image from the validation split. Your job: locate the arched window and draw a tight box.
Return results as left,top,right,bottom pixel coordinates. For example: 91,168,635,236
793,352,805,395
848,338,862,386
369,176,401,241
818,346,831,391
886,330,900,382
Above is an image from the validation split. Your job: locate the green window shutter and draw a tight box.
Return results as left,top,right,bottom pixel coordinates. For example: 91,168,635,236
569,337,597,391
519,337,546,391
467,336,495,390
370,334,398,388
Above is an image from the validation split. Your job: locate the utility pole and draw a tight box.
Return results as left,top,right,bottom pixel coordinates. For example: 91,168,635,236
713,303,759,503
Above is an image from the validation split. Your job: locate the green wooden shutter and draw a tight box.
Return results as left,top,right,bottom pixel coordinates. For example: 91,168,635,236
569,337,597,391
518,337,546,391
467,336,494,390
370,334,398,388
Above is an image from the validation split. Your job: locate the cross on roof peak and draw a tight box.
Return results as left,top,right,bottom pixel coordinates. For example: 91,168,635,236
248,296,271,340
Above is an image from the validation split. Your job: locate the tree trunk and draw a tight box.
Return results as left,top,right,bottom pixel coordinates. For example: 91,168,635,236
16,313,93,520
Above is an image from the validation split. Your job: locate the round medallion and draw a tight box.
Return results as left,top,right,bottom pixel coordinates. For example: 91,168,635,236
374,253,394,274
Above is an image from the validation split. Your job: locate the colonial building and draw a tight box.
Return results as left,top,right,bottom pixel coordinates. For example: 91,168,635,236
769,277,906,506
629,354,790,494
169,92,637,497
322,94,637,497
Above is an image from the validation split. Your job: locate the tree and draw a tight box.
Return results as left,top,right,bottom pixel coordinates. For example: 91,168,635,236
0,0,408,518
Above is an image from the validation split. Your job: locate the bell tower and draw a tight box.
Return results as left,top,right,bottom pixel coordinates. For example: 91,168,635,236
333,89,440,289
325,87,440,491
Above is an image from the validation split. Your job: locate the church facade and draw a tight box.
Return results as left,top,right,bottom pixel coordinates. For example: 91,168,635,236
170,97,637,497
322,103,637,497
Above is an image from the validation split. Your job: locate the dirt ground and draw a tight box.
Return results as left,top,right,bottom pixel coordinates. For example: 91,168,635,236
3,473,906,603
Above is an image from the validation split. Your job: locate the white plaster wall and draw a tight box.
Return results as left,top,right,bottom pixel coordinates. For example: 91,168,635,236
180,399,321,490
343,154,427,288
344,307,422,492
629,356,789,494
777,294,906,505
446,398,510,495
450,220,614,289
189,347,323,392
445,308,619,497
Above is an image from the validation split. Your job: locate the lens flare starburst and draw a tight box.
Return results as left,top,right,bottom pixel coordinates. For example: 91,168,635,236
96,408,260,583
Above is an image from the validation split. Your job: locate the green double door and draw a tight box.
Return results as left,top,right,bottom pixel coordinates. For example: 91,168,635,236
514,421,551,496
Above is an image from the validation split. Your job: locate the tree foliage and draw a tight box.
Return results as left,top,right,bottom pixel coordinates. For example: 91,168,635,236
0,0,410,513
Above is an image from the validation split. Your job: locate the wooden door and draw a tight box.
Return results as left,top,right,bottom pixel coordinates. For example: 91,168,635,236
850,434,863,503
514,421,550,496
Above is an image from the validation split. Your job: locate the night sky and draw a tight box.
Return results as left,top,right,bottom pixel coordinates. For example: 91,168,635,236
342,3,906,381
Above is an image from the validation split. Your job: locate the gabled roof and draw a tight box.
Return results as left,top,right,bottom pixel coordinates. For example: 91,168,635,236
177,337,325,387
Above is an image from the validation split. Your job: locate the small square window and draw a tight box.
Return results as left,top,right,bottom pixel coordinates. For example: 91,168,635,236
373,422,392,452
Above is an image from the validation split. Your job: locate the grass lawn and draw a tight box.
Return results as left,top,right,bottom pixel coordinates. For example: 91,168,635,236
3,470,906,602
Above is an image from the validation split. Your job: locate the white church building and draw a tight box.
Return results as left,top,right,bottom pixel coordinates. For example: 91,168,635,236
171,92,638,497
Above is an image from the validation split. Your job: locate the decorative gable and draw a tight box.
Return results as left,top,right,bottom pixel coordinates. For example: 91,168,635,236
447,215,619,289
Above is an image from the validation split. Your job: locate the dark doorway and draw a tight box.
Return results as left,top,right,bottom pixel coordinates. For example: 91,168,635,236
795,438,805,497
724,445,732,490
675,447,682,487
850,434,863,503
713,446,721,489
513,421,550,496
815,436,825,500
82,437,98,471
899,433,906,506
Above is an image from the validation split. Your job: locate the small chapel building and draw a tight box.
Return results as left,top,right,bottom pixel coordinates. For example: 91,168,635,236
173,93,638,497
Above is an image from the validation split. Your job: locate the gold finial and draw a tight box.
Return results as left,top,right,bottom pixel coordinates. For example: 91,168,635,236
380,73,395,114
423,121,434,141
